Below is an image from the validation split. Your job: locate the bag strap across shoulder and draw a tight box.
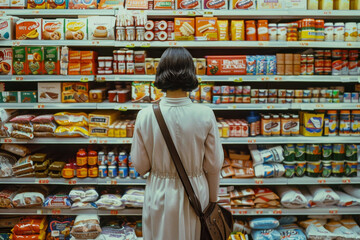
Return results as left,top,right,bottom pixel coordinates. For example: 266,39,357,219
152,103,204,218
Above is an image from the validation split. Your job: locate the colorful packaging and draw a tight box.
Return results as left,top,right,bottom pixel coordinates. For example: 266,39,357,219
20,91,37,103
16,19,42,40
27,0,46,8
206,55,246,75
174,18,195,41
62,82,89,103
154,0,175,9
257,0,283,8
47,0,67,8
203,0,228,9
231,20,245,41
126,0,148,9
285,0,307,8
177,0,201,9
47,216,74,240
44,47,60,75
65,18,87,40
230,0,256,9
0,0,10,8
98,0,124,8
151,83,165,102
301,112,325,137
256,55,267,75
200,83,213,103
195,17,218,41
42,19,64,40
132,82,150,103
10,0,26,8
266,55,277,75
217,20,229,41
0,17,18,40
68,0,97,8
89,110,120,127
88,16,116,40
38,82,61,103
12,46,27,75
0,48,12,75
246,55,256,75
27,46,43,75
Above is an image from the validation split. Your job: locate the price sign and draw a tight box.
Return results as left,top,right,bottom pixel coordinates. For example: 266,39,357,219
36,210,43,214
274,76,283,81
141,42,151,47
110,210,119,215
132,104,141,109
329,209,338,214
255,210,263,215
32,10,40,13
4,138,12,143
89,139,97,144
272,209,282,215
52,209,61,215
96,76,106,82
187,11,196,16
117,106,128,111
80,77,89,82
315,104,324,108
238,210,248,215
254,179,264,185
234,78,243,82
323,11,332,14
346,43,352,47
257,42,268,46
265,105,275,109
231,210,236,214
91,41,100,45
68,180,77,185
12,41,20,46
299,42,309,46
169,42,178,46
203,11,213,17
248,139,256,143
228,105,237,109
121,139,131,143
38,179,50,184
342,178,351,184
14,76,24,81
99,140,108,144
126,43,135,48
107,180,118,185
198,77,202,82
36,104,45,109
317,179,326,184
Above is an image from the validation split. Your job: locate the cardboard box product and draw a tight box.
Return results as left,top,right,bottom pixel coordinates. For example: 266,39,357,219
12,46,27,75
0,48,12,75
27,46,43,75
68,62,81,75
285,0,307,8
98,0,124,8
151,83,166,102
206,55,247,75
88,16,116,40
154,0,175,9
334,0,349,9
174,18,195,41
126,0,148,9
10,0,26,8
89,110,120,127
44,47,60,75
1,91,18,103
16,19,42,40
217,20,229,41
231,20,245,41
195,17,218,41
203,0,228,9
351,0,360,9
230,0,256,9
81,51,97,61
42,19,64,40
307,0,318,8
257,0,283,8
68,0,97,8
20,91,37,103
27,0,46,8
47,0,66,8
177,0,201,9
69,50,81,61
62,82,89,103
65,18,88,40
81,61,96,75
132,82,150,103
0,17,18,40
0,0,10,8
89,126,109,137
38,82,61,103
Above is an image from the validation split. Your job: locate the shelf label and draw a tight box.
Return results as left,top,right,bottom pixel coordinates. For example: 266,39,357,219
37,179,50,184
131,104,141,109
248,139,256,143
323,10,332,14
255,210,263,215
274,76,283,81
107,180,118,185
89,139,97,144
264,105,275,109
342,178,351,184
80,77,89,82
317,179,326,184
36,104,45,109
12,41,20,46
120,139,131,143
4,138,12,143
52,209,61,215
187,10,197,16
315,104,324,108
68,180,77,185
299,42,309,46
32,10,40,14
257,42,268,46
198,77,202,82
126,43,135,48
228,105,237,109
231,210,236,214
91,41,100,45
329,209,338,214
203,11,213,17
254,179,264,185
346,43,352,47
37,209,43,214
238,210,248,215
96,76,106,82
341,77,351,82
169,42,178,46
272,209,282,215
110,210,119,215
99,140,108,144
117,106,128,111
12,76,24,81
141,42,151,48
258,76,270,81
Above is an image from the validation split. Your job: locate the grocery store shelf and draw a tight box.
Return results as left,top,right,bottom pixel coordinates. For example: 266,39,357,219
0,75,94,82
231,207,360,216
293,103,360,110
206,103,292,110
97,102,151,110
96,75,155,82
1,9,115,17
0,40,115,47
1,103,97,109
221,136,360,144
0,208,141,216
0,137,131,144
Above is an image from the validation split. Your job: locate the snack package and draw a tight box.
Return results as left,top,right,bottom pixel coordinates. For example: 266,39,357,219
0,152,15,177
33,122,56,133
69,187,98,202
154,0,175,9
55,126,89,138
46,0,67,8
151,83,166,103
250,218,280,230
257,0,283,8
44,47,60,75
251,229,281,240
88,16,116,40
11,123,33,133
95,194,125,210
0,188,17,208
54,112,88,126
27,46,43,75
195,17,218,41
132,82,150,103
0,217,20,228
15,19,42,40
31,115,54,124
217,20,229,41
65,19,88,40
70,215,101,239
278,224,306,240
68,0,97,8
325,221,358,239
300,112,325,137
12,216,47,235
44,194,71,209
126,0,148,9
340,218,360,235
276,186,307,209
38,83,61,103
335,190,360,207
42,19,64,40
200,83,213,103
206,55,246,75
121,188,145,208
307,186,340,207
174,18,195,41
0,17,18,40
177,0,201,9
10,115,35,124
98,0,124,8
12,46,27,75
61,82,89,103
0,144,30,157
203,0,228,9
27,0,45,8
12,187,48,208
341,185,360,198
0,48,12,75
231,20,245,41
230,0,256,9
251,146,284,166
47,216,74,240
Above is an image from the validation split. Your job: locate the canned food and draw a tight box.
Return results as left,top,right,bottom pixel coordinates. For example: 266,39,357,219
108,166,118,178
119,166,128,178
99,165,108,178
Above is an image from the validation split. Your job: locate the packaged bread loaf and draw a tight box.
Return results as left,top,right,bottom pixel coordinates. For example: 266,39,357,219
1,144,30,157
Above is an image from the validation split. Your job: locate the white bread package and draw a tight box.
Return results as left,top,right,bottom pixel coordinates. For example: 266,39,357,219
88,16,116,40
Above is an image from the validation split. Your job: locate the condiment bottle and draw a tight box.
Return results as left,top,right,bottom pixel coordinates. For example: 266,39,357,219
271,114,281,136
247,111,258,137
76,149,87,167
290,114,300,136
261,115,272,136
281,114,291,136
88,150,98,166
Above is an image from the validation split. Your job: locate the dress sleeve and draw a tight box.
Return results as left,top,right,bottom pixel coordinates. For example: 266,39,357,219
203,110,224,202
131,111,151,176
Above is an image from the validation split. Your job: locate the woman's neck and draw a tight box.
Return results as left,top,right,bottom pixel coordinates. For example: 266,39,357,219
166,90,187,98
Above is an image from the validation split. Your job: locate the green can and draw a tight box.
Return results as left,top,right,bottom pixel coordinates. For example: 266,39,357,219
295,161,306,177
306,144,321,162
345,161,357,177
322,144,333,161
296,144,306,161
322,161,332,178
284,144,296,162
333,144,345,160
345,144,357,161
284,161,296,178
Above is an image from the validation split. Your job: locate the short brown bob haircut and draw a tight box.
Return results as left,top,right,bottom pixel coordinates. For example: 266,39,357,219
154,47,199,92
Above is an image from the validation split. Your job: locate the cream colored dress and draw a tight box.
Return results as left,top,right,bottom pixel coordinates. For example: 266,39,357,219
131,97,223,240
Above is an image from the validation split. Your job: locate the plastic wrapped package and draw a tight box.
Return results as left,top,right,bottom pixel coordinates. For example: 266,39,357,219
254,163,285,178
0,152,16,177
11,123,33,133
300,187,316,208
69,187,99,203
278,224,307,240
340,218,360,235
305,224,335,240
12,186,48,208
341,185,360,199
95,194,125,210
33,123,57,133
11,130,34,140
71,202,97,210
1,144,31,157
121,188,144,208
0,217,21,228
55,126,89,138
251,229,281,240
54,112,88,127
0,188,17,208
11,231,46,240
12,216,47,235
34,132,55,138
249,218,279,230
70,215,101,239
324,221,360,240
233,220,251,234
9,115,36,124
276,186,307,209
250,146,284,166
47,216,74,240
277,216,297,225
43,194,71,209
335,191,360,207
307,186,340,207
31,115,54,123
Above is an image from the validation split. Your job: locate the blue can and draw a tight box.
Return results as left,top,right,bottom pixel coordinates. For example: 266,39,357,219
118,152,128,167
99,165,108,178
118,166,128,178
108,165,118,178
98,151,107,165
107,152,117,166
129,167,139,179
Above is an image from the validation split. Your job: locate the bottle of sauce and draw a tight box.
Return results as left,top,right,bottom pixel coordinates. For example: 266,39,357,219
247,111,258,137
271,114,281,136
88,151,98,166
281,114,291,136
261,115,272,136
290,114,300,136
76,149,87,167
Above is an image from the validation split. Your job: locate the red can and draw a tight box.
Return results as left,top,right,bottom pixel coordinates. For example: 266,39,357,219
349,50,359,61
307,54,314,63
324,59,332,67
342,50,348,60
315,59,324,67
300,64,307,75
332,49,342,59
324,50,331,59
315,66,323,75
301,54,307,64
306,64,314,75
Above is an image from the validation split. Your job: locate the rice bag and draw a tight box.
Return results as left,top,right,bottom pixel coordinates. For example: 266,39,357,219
251,229,281,240
325,221,359,240
69,187,99,203
278,224,306,240
95,194,125,210
341,185,360,199
276,186,307,209
71,202,97,210
340,218,360,235
335,191,360,207
54,112,88,127
9,115,35,124
305,224,335,240
307,186,340,207
121,188,144,208
249,218,279,230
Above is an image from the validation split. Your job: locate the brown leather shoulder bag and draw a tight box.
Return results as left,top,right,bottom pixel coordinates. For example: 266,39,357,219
152,103,233,240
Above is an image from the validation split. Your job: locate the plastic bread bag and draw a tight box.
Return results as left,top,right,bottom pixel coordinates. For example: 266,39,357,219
1,144,31,157
69,186,98,203
340,218,360,235
34,132,56,138
54,112,89,127
307,186,340,207
341,185,360,199
55,126,89,138
70,214,101,239
95,194,125,210
11,123,33,133
251,146,284,166
335,191,360,207
275,186,307,209
324,221,360,240
11,130,34,140
12,186,48,208
278,224,307,240
9,115,36,124
33,122,57,133
121,188,144,208
230,188,255,199
299,187,316,208
299,219,324,229
233,220,251,234
305,224,335,240
31,115,54,124
251,229,281,240
0,188,18,208
12,156,33,171
277,216,297,225
71,202,97,210
43,193,71,209
11,231,46,240
249,218,280,230
12,216,47,235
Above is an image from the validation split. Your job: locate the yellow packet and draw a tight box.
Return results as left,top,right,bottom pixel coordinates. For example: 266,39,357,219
231,20,245,41
217,20,229,41
301,112,324,136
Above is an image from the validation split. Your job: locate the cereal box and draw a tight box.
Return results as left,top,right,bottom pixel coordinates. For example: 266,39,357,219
195,17,218,41
231,20,245,41
0,17,18,40
27,46,43,75
68,0,97,8
47,0,67,8
230,0,256,9
0,48,12,75
10,0,26,8
16,19,42,40
12,46,27,75
42,19,64,40
154,0,175,9
81,61,96,75
203,0,228,9
65,18,87,40
132,82,150,103
206,55,246,75
217,20,229,41
174,18,195,41
177,0,201,9
257,0,283,8
126,0,148,9
27,0,46,8
44,46,60,75
68,62,80,75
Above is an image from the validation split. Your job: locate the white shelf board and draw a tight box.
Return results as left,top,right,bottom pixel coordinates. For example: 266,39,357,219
206,103,291,110
0,75,94,82
0,40,115,47
293,103,360,110
96,75,155,82
0,103,98,109
231,207,360,216
1,9,115,16
0,137,98,144
0,208,141,215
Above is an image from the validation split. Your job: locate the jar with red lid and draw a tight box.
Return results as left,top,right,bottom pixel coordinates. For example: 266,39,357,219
88,166,98,178
88,151,98,166
77,166,88,178
76,149,87,167
117,90,129,103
